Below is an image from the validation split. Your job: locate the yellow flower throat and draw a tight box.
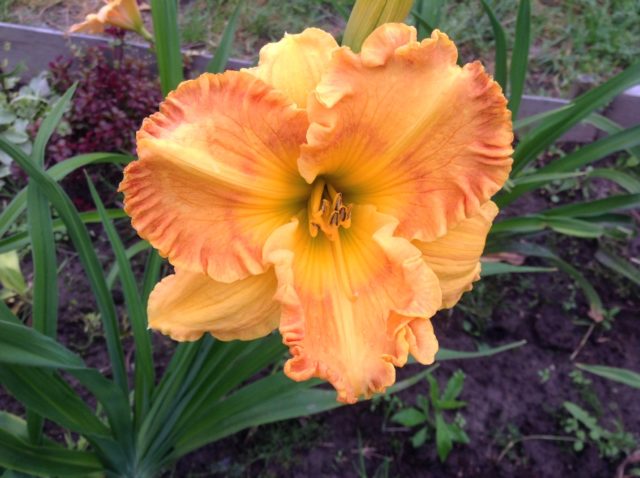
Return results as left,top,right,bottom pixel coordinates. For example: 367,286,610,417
308,178,357,300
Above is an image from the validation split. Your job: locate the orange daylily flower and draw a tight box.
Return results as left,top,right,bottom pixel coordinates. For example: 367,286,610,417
119,24,513,403
69,0,151,40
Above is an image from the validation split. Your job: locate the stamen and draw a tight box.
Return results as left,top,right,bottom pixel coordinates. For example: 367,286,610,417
306,179,357,300
327,183,339,201
333,192,343,210
307,179,353,241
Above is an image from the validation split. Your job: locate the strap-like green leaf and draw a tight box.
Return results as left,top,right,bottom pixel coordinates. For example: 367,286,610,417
139,336,284,468
151,0,184,96
0,209,127,254
0,152,131,239
31,85,76,166
141,249,163,305
170,375,338,461
587,168,640,194
512,62,640,175
412,0,444,40
498,242,603,320
543,194,640,218
0,136,128,396
87,177,154,427
595,248,640,286
576,363,640,389
508,0,530,119
480,0,508,92
480,262,555,276
0,321,85,369
0,427,103,477
0,366,110,438
585,114,640,160
436,340,527,360
499,124,640,206
0,318,132,464
24,84,78,444
207,1,244,73
491,215,607,238
106,240,152,290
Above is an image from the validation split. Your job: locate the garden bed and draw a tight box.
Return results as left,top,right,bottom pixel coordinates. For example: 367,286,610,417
2,141,639,477
1,5,640,478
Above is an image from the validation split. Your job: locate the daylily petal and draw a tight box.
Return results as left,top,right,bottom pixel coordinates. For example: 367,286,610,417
119,71,310,282
264,205,442,403
98,0,143,32
387,312,439,365
300,24,513,243
245,28,338,108
148,269,280,342
414,201,498,308
69,13,105,34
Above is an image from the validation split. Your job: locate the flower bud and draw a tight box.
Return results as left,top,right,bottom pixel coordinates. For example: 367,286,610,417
342,0,414,52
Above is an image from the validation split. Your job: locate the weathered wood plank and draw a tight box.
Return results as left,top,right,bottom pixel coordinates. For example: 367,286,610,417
0,21,251,77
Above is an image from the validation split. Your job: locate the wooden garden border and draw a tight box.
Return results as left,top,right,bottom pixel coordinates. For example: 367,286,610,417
1,22,638,144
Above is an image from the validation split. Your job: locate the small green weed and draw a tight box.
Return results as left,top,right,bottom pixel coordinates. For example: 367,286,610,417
391,370,469,462
538,365,555,384
562,401,636,460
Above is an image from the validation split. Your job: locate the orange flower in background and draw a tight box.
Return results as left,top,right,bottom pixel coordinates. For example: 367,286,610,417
69,0,151,40
69,13,105,34
119,24,513,403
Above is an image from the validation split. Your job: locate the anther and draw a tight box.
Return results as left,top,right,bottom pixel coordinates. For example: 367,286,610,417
307,179,353,240
334,193,343,210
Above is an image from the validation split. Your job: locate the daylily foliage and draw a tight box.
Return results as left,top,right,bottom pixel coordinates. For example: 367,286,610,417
119,24,513,403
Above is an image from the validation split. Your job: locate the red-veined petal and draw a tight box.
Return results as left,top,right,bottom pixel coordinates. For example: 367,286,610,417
119,71,310,283
264,205,442,403
300,24,512,243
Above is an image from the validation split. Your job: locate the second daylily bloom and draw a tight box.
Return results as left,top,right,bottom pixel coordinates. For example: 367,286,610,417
70,0,152,41
119,24,513,403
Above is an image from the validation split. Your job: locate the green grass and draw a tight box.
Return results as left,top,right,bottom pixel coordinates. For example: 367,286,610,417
179,0,348,59
425,0,640,96
179,0,640,97
0,0,16,22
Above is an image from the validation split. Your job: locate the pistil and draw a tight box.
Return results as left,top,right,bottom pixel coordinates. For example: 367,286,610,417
307,179,356,300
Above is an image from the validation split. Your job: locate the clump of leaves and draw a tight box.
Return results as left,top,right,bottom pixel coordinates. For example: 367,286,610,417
0,67,60,187
562,402,636,460
391,369,469,461
47,41,161,164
